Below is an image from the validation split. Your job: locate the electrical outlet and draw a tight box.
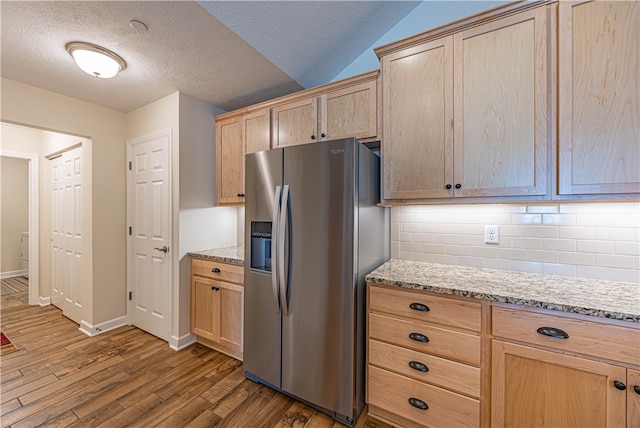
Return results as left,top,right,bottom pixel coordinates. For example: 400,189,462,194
484,225,499,244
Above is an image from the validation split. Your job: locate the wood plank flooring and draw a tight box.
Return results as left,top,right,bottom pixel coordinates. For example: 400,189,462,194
0,292,392,428
0,277,29,296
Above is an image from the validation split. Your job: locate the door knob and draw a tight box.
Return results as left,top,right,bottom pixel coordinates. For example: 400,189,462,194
154,246,169,253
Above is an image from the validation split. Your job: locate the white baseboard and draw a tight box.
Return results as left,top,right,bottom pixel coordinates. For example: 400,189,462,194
39,296,51,306
169,333,196,351
1,269,28,279
79,316,128,337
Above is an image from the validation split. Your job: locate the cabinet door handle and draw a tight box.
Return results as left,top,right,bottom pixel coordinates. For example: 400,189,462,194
409,332,429,343
536,327,569,339
455,183,462,189
321,133,326,138
445,184,452,190
310,135,316,140
634,385,640,395
409,361,429,372
613,380,626,391
237,193,245,197
211,268,221,273
409,302,430,312
408,397,428,410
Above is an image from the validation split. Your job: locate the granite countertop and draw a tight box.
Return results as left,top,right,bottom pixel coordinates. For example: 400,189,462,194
188,246,244,265
366,259,640,324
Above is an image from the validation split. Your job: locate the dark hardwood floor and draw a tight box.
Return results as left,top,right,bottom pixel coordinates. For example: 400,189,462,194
0,291,392,428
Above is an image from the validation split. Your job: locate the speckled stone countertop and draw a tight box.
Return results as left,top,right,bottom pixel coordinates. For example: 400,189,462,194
366,259,640,324
188,246,244,265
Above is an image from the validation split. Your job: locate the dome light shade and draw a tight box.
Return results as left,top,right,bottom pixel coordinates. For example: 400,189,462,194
66,42,126,78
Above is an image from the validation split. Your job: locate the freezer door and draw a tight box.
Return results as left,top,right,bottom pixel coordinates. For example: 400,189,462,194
281,139,357,419
244,148,283,388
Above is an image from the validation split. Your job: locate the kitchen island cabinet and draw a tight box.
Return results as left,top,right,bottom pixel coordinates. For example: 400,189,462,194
365,259,640,428
190,257,244,360
558,1,640,196
379,4,548,202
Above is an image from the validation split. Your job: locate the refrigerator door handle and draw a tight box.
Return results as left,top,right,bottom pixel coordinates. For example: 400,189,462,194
279,184,290,316
271,185,282,314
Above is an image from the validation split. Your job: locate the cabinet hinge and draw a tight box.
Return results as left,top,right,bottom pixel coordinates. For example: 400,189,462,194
129,292,132,301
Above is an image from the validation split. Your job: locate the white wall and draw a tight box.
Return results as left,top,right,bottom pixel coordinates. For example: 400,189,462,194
1,156,29,274
392,202,640,283
1,77,127,327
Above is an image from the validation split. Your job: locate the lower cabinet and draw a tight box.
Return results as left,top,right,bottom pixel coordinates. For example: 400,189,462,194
367,284,485,428
366,285,640,428
190,258,244,360
491,306,640,428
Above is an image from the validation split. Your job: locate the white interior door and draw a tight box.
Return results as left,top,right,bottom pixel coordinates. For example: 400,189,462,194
128,130,171,341
50,146,83,324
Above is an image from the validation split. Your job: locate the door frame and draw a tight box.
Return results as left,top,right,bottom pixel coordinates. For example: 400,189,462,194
0,150,39,305
125,128,173,340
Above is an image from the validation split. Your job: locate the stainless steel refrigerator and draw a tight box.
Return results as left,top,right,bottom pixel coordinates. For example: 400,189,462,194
244,137,389,426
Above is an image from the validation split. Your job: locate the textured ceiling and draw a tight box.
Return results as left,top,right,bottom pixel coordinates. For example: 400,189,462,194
0,1,419,113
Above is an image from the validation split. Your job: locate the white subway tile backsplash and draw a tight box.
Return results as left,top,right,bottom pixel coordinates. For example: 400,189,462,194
595,254,636,269
391,202,639,284
576,240,615,254
511,213,542,225
615,269,640,283
542,263,577,277
615,242,640,256
527,205,559,214
542,213,577,226
576,266,615,281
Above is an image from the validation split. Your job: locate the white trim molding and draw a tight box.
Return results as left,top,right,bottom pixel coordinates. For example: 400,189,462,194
0,269,29,279
169,333,196,351
79,316,128,337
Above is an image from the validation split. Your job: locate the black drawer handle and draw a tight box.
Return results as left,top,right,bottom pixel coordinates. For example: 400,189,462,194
409,332,429,343
211,268,221,273
536,327,569,339
634,385,640,395
408,361,429,372
211,286,220,291
408,397,428,410
409,302,430,312
613,380,626,391
237,193,245,197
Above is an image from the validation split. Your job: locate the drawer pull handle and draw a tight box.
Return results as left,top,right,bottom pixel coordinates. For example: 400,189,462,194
211,287,220,291
408,397,428,410
536,327,569,339
409,332,429,343
613,380,626,391
408,361,429,372
634,385,640,395
211,268,221,273
409,302,430,312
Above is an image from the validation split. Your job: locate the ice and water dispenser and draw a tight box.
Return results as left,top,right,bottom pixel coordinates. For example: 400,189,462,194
250,221,272,273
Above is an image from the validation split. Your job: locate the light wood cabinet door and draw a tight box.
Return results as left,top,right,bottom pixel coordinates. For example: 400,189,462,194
218,281,243,354
628,369,640,428
191,275,219,341
492,340,627,428
322,79,377,141
244,108,271,155
216,116,244,205
558,1,640,195
453,7,548,197
381,36,454,200
272,97,318,148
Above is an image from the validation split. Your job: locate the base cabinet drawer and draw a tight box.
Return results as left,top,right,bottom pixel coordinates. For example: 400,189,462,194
369,312,481,365
369,339,480,398
369,365,480,427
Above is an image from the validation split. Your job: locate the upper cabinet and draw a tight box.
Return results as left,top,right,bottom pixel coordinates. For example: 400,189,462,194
272,97,318,148
215,71,378,205
216,116,244,205
380,6,548,201
271,73,378,148
558,1,640,195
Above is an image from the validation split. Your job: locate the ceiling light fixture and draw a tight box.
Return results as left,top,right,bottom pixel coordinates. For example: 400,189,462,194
66,42,126,79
